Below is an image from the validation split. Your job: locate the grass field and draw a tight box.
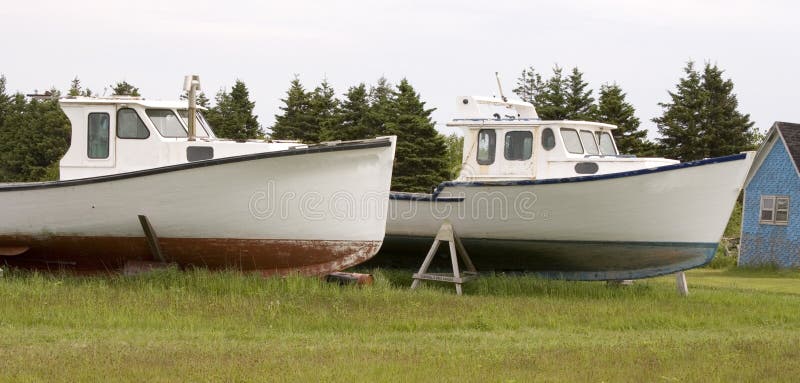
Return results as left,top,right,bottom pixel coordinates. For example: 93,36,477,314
1,266,799,382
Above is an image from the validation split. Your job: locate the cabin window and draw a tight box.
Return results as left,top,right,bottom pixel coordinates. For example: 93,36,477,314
596,132,617,155
146,109,187,137
541,128,556,150
760,195,790,225
178,110,210,138
117,108,150,139
560,128,584,154
504,131,533,161
87,113,110,159
477,129,496,165
579,130,599,155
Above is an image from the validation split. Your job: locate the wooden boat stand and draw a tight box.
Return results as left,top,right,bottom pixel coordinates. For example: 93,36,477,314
411,221,477,295
676,271,689,296
138,215,166,263
124,215,173,275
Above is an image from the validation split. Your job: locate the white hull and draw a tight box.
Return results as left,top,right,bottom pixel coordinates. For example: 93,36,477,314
0,138,396,274
379,153,755,279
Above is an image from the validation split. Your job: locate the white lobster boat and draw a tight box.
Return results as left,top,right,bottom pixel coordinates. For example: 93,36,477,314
0,80,396,275
378,96,754,280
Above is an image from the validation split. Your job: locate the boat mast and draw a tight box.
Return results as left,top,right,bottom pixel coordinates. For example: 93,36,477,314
183,75,201,141
495,72,507,102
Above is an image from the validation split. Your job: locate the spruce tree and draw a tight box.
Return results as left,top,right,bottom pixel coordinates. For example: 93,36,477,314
512,66,545,106
565,67,596,120
270,76,317,142
309,79,339,142
68,77,82,97
653,61,757,161
0,75,10,180
205,80,262,140
595,83,654,155
385,79,449,192
110,81,140,96
366,77,396,136
536,65,569,120
327,83,370,141
66,77,92,97
699,63,758,157
0,92,70,181
444,133,464,179
180,91,210,108
0,75,9,128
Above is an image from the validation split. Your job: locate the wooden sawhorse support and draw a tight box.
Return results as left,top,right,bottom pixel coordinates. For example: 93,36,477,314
411,221,477,295
676,271,689,296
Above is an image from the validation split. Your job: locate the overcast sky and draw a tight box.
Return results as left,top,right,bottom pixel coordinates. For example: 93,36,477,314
2,0,798,138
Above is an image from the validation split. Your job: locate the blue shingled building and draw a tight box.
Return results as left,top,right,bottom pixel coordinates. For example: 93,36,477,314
740,122,800,268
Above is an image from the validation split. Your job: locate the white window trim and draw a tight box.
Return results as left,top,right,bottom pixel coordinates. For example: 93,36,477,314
760,195,790,225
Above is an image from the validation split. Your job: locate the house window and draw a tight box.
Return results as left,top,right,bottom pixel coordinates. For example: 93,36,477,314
477,129,496,165
760,195,790,225
117,108,150,139
87,112,110,159
504,131,533,161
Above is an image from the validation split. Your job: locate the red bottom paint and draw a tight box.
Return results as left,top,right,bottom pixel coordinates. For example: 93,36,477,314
0,235,382,276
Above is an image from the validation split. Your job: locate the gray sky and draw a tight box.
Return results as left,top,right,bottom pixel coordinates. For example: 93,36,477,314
2,0,798,138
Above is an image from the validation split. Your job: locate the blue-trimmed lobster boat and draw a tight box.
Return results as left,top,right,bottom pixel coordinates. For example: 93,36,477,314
373,96,754,280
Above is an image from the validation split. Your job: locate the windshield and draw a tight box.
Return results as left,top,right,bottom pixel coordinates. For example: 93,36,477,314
146,109,186,137
579,130,600,155
177,110,213,138
596,132,617,155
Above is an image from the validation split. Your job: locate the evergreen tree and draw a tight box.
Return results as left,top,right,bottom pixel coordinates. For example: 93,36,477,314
326,83,370,141
110,81,140,96
0,92,70,182
699,63,759,157
270,76,317,142
309,79,339,142
69,76,93,97
365,77,396,136
565,67,595,120
0,75,9,128
180,90,211,108
68,77,82,97
444,133,464,179
536,65,569,120
595,83,653,155
653,61,758,161
385,79,449,192
512,66,544,106
205,80,262,140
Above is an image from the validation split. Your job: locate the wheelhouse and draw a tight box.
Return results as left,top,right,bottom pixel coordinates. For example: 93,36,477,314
447,96,675,181
58,96,302,181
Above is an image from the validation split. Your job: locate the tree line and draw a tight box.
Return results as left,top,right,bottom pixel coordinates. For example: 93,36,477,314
513,62,760,160
270,76,449,192
0,61,761,191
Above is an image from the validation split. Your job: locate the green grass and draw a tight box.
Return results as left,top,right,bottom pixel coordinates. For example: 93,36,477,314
1,267,799,382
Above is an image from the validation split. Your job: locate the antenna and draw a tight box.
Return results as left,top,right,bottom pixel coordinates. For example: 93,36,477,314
495,72,507,102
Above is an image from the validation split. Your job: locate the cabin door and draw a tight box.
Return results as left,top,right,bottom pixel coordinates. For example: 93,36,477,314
500,130,536,178
83,105,116,168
